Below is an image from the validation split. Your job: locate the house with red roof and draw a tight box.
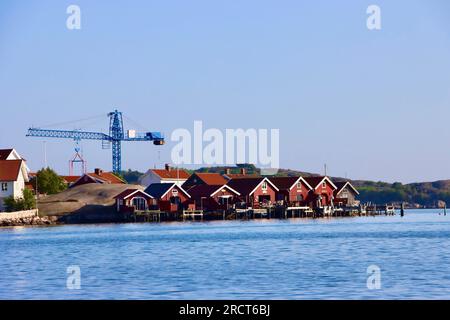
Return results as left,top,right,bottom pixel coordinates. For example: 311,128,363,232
182,172,228,191
144,183,192,212
70,168,125,188
139,164,190,187
187,184,240,211
114,189,155,213
61,176,82,187
303,176,338,208
0,149,29,211
333,181,360,207
269,176,313,206
227,177,279,208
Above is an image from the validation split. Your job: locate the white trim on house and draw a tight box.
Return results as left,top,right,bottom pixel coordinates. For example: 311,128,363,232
122,189,154,200
287,177,314,191
336,181,360,195
249,177,279,196
159,183,191,199
210,185,241,197
1,149,21,161
1,149,30,173
313,177,338,190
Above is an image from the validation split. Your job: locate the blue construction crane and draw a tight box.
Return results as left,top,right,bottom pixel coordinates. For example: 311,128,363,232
26,110,164,173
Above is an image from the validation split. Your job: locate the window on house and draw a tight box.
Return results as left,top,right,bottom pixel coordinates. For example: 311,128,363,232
261,181,268,191
132,197,147,211
297,182,302,190
1,183,7,191
218,197,230,206
170,196,181,205
322,181,326,189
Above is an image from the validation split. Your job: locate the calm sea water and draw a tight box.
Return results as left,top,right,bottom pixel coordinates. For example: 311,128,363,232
1,209,449,300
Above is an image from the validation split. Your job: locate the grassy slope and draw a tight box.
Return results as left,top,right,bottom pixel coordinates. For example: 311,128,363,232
38,184,143,216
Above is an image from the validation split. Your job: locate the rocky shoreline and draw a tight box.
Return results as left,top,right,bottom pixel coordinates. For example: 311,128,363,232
0,216,59,227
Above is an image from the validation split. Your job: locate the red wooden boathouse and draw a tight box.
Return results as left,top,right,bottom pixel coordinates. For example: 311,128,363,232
303,176,337,208
227,177,279,208
269,176,313,206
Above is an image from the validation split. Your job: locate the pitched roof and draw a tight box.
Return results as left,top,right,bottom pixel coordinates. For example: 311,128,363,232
334,181,359,195
61,176,81,184
151,169,190,180
144,183,191,199
0,149,14,161
87,172,125,184
227,177,279,196
0,160,22,181
304,176,338,190
188,184,240,198
194,173,228,185
71,171,125,186
269,176,314,191
303,177,325,188
114,189,153,200
269,177,300,190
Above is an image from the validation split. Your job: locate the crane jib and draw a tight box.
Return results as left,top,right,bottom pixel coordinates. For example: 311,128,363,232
27,128,111,141
25,110,164,173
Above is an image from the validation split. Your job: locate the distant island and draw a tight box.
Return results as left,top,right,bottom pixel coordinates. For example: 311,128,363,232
121,164,449,208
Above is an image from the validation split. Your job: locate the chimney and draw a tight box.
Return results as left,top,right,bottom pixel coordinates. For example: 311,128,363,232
165,164,171,171
240,168,246,175
95,168,103,176
224,168,231,175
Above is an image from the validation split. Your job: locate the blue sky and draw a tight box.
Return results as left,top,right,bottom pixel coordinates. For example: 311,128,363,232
1,0,449,183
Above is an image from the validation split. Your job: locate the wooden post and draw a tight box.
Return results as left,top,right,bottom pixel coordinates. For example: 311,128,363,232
400,202,405,217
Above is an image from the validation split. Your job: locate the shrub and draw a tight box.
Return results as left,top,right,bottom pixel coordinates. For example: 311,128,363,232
4,189,36,212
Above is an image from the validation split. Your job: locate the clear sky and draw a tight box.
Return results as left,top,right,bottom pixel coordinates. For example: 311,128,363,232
1,0,449,183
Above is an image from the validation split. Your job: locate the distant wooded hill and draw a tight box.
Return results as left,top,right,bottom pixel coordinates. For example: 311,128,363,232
121,164,450,208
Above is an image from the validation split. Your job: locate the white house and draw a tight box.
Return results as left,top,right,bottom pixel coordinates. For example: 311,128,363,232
139,164,190,187
0,149,30,211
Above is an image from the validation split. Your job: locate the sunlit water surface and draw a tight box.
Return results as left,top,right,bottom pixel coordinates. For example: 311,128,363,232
1,209,449,299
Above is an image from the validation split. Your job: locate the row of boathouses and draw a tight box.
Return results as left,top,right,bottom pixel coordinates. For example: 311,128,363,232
113,165,362,220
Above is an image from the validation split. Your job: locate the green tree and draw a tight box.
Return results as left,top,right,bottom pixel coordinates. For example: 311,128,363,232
113,172,126,182
35,167,67,195
22,188,36,210
3,189,36,212
120,169,144,184
3,196,17,212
